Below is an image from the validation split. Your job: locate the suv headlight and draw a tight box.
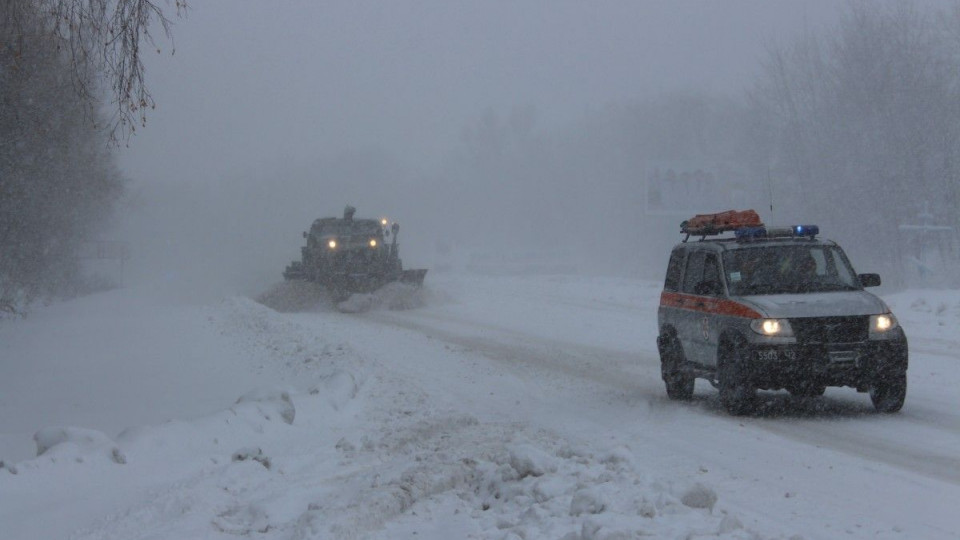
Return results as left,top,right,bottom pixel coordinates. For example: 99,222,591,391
750,318,794,337
870,313,898,335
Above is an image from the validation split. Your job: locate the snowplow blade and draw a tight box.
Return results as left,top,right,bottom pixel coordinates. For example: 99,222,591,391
400,269,428,286
283,261,306,280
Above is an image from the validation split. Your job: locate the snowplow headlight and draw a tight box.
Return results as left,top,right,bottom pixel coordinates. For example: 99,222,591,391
750,318,794,337
369,239,378,247
381,218,389,226
328,239,337,249
870,313,898,335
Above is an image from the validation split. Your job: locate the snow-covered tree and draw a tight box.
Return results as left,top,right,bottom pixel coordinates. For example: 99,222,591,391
749,1,960,284
2,0,183,141
1,2,132,310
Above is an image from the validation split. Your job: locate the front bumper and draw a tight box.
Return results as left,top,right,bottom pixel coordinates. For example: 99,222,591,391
742,329,907,391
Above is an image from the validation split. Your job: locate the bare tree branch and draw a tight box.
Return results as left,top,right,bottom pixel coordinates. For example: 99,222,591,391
4,0,186,142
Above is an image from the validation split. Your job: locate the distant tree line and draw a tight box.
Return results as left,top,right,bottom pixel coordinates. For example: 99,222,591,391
439,1,960,283
1,1,179,311
748,1,960,281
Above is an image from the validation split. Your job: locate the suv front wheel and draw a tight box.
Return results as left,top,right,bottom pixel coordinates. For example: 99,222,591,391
718,337,757,415
870,371,906,413
659,333,694,400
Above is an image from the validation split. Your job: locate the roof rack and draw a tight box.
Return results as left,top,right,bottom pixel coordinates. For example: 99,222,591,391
680,210,764,242
679,211,821,243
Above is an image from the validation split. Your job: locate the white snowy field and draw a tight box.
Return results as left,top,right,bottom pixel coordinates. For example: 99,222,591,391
1,273,959,540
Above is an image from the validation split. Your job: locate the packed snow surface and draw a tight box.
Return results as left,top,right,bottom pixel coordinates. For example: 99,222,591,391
1,273,959,540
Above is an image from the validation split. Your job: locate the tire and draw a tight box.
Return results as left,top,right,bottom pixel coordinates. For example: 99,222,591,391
659,335,694,400
787,383,826,398
870,371,906,413
718,338,756,415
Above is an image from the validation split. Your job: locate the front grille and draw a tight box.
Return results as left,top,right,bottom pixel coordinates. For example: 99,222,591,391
790,316,868,344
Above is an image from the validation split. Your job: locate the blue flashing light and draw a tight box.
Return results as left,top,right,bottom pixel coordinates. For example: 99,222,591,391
793,225,819,238
735,226,767,240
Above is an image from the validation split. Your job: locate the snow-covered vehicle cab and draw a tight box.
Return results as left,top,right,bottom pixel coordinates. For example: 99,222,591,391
656,210,908,415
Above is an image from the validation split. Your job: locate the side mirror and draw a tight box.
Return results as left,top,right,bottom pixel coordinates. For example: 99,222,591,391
302,231,307,239
859,273,881,288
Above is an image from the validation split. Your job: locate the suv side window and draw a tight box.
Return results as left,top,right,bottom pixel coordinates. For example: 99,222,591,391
681,251,706,294
701,254,722,296
824,248,857,284
664,249,685,292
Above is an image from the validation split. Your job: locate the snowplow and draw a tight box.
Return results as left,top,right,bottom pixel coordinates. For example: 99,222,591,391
282,206,427,301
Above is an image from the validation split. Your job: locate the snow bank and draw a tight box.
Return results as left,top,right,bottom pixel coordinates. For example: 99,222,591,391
336,282,428,313
235,388,296,425
212,295,369,392
309,370,359,411
254,280,330,313
255,280,428,314
884,289,960,342
508,442,558,478
33,427,126,464
341,416,758,540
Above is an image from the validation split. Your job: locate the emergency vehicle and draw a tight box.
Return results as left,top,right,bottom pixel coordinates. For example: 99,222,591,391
657,210,908,415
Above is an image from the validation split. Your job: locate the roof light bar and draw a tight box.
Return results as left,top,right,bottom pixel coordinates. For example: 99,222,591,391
734,226,767,240
680,211,820,242
764,225,820,238
734,224,820,242
765,227,793,237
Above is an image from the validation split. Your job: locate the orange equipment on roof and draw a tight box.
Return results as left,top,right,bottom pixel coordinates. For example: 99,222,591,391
681,210,763,237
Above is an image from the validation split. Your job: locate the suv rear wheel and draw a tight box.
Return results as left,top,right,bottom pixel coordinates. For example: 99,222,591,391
718,337,756,415
659,333,694,400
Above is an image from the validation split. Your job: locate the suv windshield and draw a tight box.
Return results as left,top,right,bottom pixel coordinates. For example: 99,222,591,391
722,244,860,295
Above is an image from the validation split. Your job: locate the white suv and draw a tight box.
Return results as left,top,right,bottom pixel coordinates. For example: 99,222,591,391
656,221,908,415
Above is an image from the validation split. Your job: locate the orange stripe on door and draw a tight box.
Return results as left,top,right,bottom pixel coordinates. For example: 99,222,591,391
659,292,762,319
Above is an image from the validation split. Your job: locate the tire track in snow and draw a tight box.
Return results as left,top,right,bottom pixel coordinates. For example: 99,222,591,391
747,416,960,485
365,309,653,394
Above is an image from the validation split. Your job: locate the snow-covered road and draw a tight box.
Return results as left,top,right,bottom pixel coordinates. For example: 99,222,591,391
370,275,960,478
360,275,960,538
1,273,958,540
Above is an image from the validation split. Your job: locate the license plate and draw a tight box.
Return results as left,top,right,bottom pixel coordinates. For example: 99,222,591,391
829,350,858,364
757,349,796,361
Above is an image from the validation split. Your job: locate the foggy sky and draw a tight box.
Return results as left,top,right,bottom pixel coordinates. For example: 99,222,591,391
120,1,844,185
112,1,951,295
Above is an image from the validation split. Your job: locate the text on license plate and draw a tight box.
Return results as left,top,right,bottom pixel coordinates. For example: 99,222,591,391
757,349,797,361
